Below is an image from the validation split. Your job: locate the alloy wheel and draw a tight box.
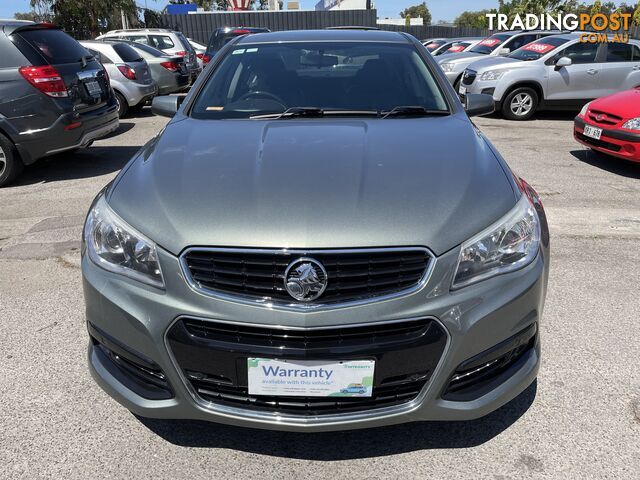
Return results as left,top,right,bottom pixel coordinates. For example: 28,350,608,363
0,145,6,178
510,93,533,117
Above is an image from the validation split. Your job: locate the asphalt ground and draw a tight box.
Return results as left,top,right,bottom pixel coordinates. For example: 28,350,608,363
0,109,638,479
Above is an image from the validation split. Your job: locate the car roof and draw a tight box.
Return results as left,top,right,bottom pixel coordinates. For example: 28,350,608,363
1,21,54,35
104,28,175,34
236,29,411,44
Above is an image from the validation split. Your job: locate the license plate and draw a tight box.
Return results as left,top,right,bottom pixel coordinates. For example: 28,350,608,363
247,358,375,397
85,80,102,97
459,85,467,95
583,124,602,140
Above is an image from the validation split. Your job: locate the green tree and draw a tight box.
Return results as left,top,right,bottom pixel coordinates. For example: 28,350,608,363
454,9,493,28
31,0,138,38
590,0,602,15
399,2,432,26
634,1,640,25
14,11,38,21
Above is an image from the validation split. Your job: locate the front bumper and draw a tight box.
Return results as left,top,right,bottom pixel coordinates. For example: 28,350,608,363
83,229,549,431
14,99,119,165
574,116,640,162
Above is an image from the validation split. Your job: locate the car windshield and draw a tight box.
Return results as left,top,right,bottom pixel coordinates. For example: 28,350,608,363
469,34,511,55
191,41,449,119
424,40,446,51
508,37,570,61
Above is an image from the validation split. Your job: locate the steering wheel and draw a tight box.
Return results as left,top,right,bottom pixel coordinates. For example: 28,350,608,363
237,91,287,109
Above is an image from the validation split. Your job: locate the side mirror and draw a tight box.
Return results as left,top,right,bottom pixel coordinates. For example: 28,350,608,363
498,48,510,56
465,93,495,117
152,95,183,117
555,56,572,69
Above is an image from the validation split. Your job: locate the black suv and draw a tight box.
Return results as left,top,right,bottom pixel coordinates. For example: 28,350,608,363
203,27,270,64
0,21,119,186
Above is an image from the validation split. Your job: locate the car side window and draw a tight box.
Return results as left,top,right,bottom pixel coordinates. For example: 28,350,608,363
124,35,150,46
150,35,175,50
605,42,639,62
506,34,537,52
548,42,599,65
86,48,111,64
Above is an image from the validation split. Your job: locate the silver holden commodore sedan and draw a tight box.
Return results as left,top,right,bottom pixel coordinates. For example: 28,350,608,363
82,29,550,432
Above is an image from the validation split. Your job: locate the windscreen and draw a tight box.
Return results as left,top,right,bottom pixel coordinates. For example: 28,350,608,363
469,34,511,54
191,42,448,119
112,43,143,62
424,40,446,51
16,28,89,64
508,37,570,61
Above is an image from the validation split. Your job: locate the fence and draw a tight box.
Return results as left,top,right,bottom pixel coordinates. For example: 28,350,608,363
377,24,489,40
158,10,489,44
159,9,377,44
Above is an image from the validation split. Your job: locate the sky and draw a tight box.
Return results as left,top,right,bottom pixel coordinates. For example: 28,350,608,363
0,1,631,23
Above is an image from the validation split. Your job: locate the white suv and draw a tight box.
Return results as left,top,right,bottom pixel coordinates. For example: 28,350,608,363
460,33,640,120
96,28,201,81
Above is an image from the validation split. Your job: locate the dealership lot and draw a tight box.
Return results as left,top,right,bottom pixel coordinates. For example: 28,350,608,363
0,110,638,478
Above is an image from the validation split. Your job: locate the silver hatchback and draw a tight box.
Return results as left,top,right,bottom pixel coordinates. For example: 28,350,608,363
460,33,640,120
81,40,158,117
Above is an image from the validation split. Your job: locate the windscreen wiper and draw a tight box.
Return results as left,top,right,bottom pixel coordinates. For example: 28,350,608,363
381,106,450,119
250,107,380,120
250,107,325,120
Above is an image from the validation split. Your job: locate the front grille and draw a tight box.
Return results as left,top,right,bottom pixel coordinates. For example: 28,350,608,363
183,317,432,351
462,69,477,85
576,132,622,152
189,375,428,416
167,317,448,417
588,109,622,127
182,248,431,306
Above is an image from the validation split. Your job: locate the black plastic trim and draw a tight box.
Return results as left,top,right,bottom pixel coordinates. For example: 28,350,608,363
575,116,640,143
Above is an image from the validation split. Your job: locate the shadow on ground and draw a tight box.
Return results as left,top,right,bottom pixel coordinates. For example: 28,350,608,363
571,149,640,179
14,144,141,186
137,381,537,460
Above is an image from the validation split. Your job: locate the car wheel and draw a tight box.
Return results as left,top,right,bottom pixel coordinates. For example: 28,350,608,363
0,133,23,187
502,87,538,121
115,92,129,118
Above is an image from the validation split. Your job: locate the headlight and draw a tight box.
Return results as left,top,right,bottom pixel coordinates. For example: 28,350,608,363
84,194,164,288
622,117,640,130
480,69,509,81
452,196,540,289
440,62,455,72
579,102,591,117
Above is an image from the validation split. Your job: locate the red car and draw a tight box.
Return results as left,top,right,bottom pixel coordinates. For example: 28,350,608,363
574,87,640,163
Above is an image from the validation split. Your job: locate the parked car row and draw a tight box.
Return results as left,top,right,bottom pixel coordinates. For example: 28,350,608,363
422,37,484,56
435,30,640,122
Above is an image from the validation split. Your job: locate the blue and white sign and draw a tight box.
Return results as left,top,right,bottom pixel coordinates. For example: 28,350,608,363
247,358,375,397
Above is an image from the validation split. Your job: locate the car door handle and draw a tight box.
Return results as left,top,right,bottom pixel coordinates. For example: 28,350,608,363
587,69,598,75
633,65,640,71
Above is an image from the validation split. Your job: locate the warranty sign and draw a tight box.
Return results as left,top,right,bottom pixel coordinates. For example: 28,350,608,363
247,358,375,397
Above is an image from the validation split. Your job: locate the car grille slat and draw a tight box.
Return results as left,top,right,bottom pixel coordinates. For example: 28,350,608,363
191,378,428,415
182,318,432,348
182,248,431,306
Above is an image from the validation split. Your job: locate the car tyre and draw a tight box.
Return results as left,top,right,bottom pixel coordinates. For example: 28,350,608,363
502,87,538,121
0,133,23,187
115,91,129,118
